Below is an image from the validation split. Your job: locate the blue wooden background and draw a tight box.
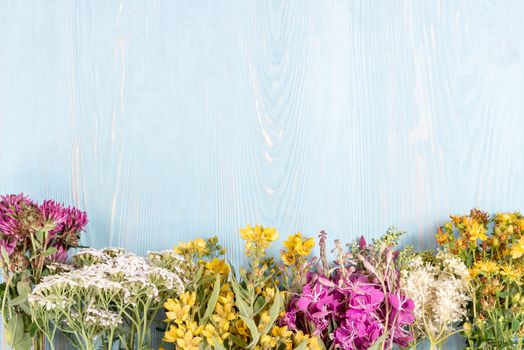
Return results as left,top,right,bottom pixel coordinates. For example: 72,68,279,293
1,1,524,349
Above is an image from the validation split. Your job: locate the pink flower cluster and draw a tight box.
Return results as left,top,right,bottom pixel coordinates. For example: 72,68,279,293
281,236,415,350
0,193,88,263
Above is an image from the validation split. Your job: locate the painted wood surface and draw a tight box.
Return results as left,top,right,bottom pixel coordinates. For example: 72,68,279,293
1,1,524,349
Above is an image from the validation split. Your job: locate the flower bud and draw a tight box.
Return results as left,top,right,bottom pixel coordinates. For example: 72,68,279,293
463,322,472,334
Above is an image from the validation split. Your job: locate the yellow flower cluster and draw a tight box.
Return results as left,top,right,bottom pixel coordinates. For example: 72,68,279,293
164,285,238,350
163,228,323,350
210,285,236,341
255,327,321,350
206,258,231,275
437,209,524,332
240,225,278,257
281,233,315,266
174,238,209,257
164,292,202,349
437,210,524,261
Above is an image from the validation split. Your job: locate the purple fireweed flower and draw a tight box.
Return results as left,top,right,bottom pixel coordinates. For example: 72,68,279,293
283,249,415,350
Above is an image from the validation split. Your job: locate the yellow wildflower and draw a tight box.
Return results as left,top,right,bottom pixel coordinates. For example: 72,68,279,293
260,334,277,348
202,324,221,344
165,303,191,324
283,233,315,256
163,324,185,343
294,330,307,345
468,268,479,279
185,320,203,335
307,337,322,350
174,238,208,256
193,238,208,256
263,287,275,301
271,325,292,338
179,291,196,308
281,252,295,266
206,258,230,275
174,242,189,255
235,319,250,339
211,302,236,330
468,221,488,241
435,227,449,245
512,236,524,259
500,263,523,281
176,330,202,350
297,238,315,256
218,289,235,305
240,225,278,256
473,260,500,275
163,298,177,311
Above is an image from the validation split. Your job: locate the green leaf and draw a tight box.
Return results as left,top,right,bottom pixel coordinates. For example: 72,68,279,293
230,275,248,301
231,288,253,319
41,247,58,258
367,332,388,350
35,230,46,245
201,275,221,324
16,281,31,298
195,264,204,281
239,315,259,349
5,315,31,350
262,288,282,334
9,295,27,306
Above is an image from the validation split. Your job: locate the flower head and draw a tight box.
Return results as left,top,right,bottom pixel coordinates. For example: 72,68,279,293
511,236,524,259
240,225,278,256
205,258,230,275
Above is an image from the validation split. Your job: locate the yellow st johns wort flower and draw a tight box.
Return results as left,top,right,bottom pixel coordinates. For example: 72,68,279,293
471,260,500,276
466,219,488,241
435,227,450,245
511,236,524,259
500,263,523,281
205,257,230,275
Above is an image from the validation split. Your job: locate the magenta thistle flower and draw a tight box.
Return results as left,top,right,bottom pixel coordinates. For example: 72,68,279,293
50,245,69,263
0,239,16,255
40,200,69,231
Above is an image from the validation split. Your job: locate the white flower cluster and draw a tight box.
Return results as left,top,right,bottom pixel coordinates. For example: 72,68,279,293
80,307,123,328
401,250,470,340
30,248,184,325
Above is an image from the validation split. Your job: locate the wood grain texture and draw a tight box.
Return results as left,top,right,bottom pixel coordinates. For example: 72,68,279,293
1,1,524,348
